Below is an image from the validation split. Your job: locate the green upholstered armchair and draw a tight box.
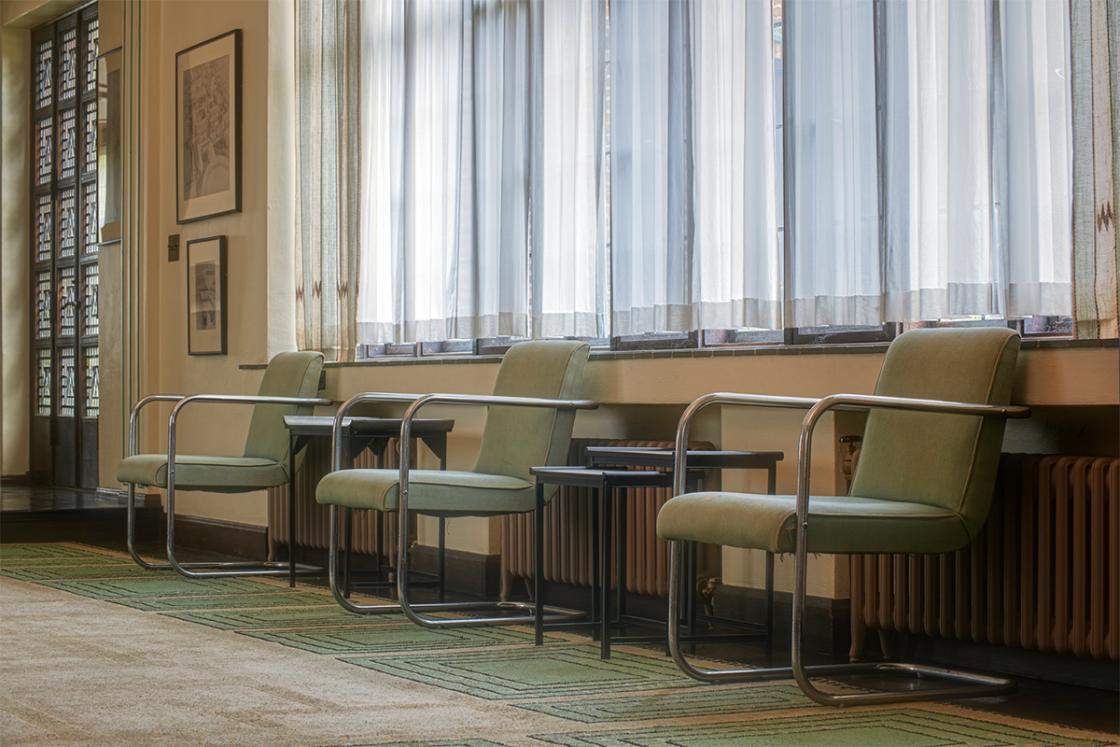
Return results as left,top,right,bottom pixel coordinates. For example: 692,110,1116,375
657,328,1029,706
315,339,595,629
118,351,330,579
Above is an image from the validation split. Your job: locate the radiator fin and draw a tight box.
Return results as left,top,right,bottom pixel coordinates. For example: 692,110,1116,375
851,455,1120,662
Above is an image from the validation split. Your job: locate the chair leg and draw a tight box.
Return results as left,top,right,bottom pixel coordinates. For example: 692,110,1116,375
325,504,584,628
142,475,322,580
126,482,174,570
665,540,1015,706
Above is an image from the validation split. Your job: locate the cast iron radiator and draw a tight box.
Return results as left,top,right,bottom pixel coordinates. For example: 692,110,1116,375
500,438,713,599
850,454,1120,661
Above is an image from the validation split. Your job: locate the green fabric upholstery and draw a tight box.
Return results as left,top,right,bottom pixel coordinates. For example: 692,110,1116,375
316,340,590,515
116,351,324,490
116,454,289,491
657,328,1020,555
243,352,326,467
656,492,970,554
847,327,1019,541
473,340,591,481
315,469,534,516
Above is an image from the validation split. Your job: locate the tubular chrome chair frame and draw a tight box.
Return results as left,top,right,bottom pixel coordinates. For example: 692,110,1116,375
326,391,598,628
667,392,1030,706
126,392,333,579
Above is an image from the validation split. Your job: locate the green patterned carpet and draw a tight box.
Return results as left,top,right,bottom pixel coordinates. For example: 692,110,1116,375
1,543,1114,747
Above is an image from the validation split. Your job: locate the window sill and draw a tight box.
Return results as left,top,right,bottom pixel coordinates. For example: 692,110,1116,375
237,336,1115,371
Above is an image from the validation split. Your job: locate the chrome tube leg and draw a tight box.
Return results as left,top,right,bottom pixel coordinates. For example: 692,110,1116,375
534,482,545,646
126,483,168,570
342,508,353,598
165,472,185,576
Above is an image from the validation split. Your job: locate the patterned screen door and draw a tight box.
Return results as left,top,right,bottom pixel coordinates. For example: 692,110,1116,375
31,5,100,487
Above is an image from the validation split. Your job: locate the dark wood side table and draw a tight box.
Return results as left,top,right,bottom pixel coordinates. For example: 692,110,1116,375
584,446,783,656
529,466,673,659
283,416,454,591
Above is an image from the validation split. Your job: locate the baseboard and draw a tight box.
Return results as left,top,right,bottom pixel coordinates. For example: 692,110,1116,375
159,516,269,561
714,584,852,658
411,545,501,599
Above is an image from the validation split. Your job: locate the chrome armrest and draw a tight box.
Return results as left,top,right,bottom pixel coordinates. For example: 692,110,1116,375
671,391,1029,499
330,391,597,472
671,393,823,497
165,395,332,484
129,395,186,458
792,393,1029,523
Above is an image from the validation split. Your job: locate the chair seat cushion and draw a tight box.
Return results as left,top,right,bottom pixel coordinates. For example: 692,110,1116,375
315,469,535,516
117,454,288,490
656,492,971,554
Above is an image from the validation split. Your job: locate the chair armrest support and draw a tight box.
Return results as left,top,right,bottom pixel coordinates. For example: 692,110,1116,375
793,394,1029,523
129,395,186,458
165,394,332,486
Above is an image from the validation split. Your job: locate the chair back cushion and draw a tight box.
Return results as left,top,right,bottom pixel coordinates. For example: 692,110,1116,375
848,328,1020,540
474,340,591,482
243,352,325,465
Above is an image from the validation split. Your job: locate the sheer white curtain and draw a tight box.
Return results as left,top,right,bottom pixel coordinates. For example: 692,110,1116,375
609,0,692,335
882,0,998,321
691,0,782,330
882,0,1072,322
530,0,607,338
358,0,531,344
610,0,781,335
786,0,880,327
999,0,1072,318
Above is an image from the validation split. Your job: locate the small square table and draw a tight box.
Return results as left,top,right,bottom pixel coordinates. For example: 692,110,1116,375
529,466,673,659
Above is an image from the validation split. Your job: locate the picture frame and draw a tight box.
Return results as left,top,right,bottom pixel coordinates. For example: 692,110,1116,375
186,236,228,355
175,30,241,224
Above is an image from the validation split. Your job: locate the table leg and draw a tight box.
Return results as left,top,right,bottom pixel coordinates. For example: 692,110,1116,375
534,481,545,646
599,483,612,660
287,434,297,588
438,516,447,602
590,489,600,641
616,488,626,624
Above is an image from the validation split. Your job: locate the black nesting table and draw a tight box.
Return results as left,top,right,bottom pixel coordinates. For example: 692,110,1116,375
283,416,455,591
532,446,783,659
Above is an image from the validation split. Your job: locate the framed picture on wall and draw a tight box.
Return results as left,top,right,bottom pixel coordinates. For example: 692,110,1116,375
175,30,241,224
186,236,227,355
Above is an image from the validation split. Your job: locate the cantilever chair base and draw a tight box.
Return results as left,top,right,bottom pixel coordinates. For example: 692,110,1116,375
661,328,1029,707
125,482,325,580
120,358,332,582
666,541,1014,706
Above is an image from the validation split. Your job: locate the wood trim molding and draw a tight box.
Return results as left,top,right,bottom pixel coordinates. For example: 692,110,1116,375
159,515,269,560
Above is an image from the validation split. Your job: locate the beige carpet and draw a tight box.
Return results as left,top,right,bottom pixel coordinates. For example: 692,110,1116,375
1,544,1116,747
0,577,569,746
